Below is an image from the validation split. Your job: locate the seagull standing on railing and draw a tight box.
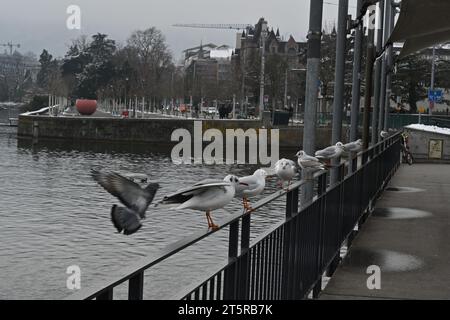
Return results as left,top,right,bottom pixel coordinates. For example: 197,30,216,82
343,139,363,153
91,170,160,236
296,151,327,172
161,175,240,230
315,142,345,163
274,159,298,190
235,169,268,212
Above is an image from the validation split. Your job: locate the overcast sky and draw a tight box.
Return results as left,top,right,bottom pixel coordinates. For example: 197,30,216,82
0,0,357,61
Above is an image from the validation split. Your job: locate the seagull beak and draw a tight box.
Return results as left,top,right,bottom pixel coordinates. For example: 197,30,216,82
239,182,249,186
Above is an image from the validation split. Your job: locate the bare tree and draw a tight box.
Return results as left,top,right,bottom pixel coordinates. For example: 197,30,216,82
126,28,173,103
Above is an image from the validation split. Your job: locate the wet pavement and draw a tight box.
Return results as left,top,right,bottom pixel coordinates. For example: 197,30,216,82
320,164,450,300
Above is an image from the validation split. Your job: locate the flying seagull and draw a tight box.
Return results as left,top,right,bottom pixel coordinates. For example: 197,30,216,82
91,170,159,235
161,175,240,230
315,142,345,161
343,139,363,153
235,169,268,211
274,159,298,189
296,151,327,172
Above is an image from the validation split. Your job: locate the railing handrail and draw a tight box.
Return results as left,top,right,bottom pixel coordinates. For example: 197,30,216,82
66,132,402,300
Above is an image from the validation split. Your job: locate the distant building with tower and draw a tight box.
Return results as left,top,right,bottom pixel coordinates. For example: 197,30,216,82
183,43,234,105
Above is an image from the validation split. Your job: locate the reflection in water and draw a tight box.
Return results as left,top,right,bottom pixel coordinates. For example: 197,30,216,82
1,121,295,299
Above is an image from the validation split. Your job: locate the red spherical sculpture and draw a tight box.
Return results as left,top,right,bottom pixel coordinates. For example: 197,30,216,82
76,99,97,116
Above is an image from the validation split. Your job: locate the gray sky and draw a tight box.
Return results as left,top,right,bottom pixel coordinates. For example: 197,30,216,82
0,0,357,61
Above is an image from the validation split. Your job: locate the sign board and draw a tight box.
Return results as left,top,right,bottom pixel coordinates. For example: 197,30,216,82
429,139,443,159
428,89,443,103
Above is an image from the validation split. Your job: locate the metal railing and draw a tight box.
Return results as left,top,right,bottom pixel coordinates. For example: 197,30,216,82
67,133,402,300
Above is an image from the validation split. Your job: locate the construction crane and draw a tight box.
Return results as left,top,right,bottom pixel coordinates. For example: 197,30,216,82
173,23,253,31
1,42,21,55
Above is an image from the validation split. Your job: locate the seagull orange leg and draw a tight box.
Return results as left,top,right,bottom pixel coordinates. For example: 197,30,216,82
243,197,254,213
206,211,219,231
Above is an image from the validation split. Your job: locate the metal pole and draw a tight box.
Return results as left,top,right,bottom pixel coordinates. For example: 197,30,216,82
284,68,288,109
384,2,395,131
429,46,436,115
331,0,349,184
350,0,364,143
232,94,236,119
362,27,375,149
371,0,385,145
301,0,324,204
378,0,390,140
259,21,267,120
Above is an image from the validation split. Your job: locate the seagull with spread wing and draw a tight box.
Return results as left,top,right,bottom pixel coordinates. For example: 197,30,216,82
91,170,159,236
161,175,240,230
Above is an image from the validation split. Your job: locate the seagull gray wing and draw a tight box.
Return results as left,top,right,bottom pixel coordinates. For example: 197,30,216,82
302,154,321,162
344,141,362,152
162,181,231,205
92,170,159,218
315,146,336,159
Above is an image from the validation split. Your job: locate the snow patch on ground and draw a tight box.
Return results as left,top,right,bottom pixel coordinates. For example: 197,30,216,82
406,124,450,136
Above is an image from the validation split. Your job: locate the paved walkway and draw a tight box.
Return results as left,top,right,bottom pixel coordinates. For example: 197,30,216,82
321,164,450,300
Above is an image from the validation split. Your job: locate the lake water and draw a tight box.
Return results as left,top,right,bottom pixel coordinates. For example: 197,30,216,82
0,106,292,300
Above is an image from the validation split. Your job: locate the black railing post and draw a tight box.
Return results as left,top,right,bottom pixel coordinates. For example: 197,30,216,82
96,288,113,300
128,272,144,300
281,188,296,299
238,213,251,300
290,187,301,299
313,172,327,299
326,165,345,277
224,221,239,300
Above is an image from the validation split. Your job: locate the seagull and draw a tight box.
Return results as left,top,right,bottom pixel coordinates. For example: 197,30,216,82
315,142,345,161
343,139,363,153
235,169,268,212
296,151,327,172
91,170,159,235
161,175,240,230
274,159,298,189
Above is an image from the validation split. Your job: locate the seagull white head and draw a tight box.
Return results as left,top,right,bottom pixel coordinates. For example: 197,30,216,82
336,142,344,149
295,151,305,158
224,175,240,188
254,169,268,178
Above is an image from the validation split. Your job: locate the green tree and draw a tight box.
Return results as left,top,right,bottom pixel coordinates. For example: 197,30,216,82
392,53,430,113
37,50,56,89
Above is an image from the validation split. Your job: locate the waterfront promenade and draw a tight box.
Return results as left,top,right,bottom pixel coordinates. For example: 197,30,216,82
320,164,450,300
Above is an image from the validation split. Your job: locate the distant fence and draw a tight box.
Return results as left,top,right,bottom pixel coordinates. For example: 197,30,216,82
67,133,402,300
